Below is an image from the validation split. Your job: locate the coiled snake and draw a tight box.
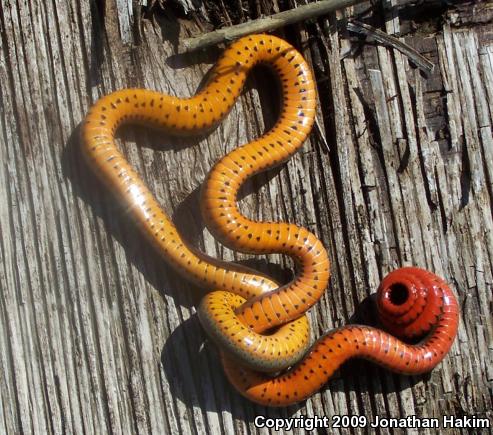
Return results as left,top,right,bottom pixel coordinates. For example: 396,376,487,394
81,34,459,406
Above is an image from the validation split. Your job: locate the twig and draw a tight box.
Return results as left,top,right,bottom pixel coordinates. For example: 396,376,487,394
347,20,434,76
179,0,367,53
314,118,331,153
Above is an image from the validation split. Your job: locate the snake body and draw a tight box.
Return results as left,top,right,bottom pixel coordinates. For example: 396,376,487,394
81,34,459,406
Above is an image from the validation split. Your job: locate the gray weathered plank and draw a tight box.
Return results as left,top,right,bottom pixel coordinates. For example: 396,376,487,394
0,0,492,434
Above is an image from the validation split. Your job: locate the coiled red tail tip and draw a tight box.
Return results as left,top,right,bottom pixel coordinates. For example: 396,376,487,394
376,267,457,340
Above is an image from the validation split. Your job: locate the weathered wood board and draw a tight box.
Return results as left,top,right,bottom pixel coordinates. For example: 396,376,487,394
0,0,492,433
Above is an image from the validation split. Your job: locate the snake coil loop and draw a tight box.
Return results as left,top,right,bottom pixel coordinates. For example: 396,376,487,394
223,267,459,406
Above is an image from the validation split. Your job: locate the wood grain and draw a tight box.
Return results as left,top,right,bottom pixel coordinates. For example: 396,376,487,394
0,0,492,433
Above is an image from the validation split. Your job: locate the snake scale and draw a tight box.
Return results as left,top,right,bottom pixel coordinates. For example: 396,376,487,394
81,34,459,406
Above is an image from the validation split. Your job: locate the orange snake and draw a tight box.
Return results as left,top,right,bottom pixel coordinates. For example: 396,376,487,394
81,34,459,406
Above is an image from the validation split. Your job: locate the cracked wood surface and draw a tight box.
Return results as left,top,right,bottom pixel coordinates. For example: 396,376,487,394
0,0,492,434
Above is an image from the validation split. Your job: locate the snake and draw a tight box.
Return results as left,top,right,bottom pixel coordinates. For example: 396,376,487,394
81,34,459,406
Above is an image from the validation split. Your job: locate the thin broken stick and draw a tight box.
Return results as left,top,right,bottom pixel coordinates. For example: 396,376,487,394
179,0,366,53
347,20,434,76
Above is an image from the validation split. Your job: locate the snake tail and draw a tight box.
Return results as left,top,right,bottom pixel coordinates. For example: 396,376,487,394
221,267,459,406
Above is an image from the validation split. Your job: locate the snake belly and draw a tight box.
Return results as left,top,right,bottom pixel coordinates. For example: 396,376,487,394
81,34,459,407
